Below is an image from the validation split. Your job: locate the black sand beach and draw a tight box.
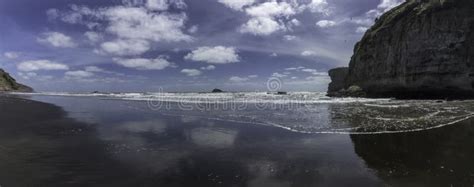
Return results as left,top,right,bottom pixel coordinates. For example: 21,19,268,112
1,95,474,186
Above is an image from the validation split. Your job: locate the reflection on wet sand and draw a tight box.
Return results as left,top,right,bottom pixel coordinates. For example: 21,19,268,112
351,118,474,186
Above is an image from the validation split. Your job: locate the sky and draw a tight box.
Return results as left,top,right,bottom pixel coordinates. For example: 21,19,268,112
0,0,403,92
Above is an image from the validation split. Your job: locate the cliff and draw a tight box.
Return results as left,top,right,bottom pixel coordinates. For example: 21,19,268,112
328,0,474,99
0,69,33,92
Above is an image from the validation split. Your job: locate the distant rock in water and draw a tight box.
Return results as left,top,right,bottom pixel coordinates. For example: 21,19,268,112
328,0,474,99
0,69,33,92
212,88,223,93
267,91,288,95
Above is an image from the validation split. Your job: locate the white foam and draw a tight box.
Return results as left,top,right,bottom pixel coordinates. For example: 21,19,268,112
12,91,390,104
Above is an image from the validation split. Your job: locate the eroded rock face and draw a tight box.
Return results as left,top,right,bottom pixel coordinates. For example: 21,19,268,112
327,68,349,97
328,0,474,99
0,69,33,92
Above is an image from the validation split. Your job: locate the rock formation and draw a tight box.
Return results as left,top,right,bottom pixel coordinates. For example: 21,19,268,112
0,69,33,92
212,88,223,93
328,0,474,99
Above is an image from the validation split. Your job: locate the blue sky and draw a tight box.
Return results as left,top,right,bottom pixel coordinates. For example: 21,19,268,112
0,0,403,92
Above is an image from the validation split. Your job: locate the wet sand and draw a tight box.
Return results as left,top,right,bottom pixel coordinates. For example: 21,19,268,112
0,95,473,186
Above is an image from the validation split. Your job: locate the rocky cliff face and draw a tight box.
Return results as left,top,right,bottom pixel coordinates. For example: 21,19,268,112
0,69,33,92
328,0,474,99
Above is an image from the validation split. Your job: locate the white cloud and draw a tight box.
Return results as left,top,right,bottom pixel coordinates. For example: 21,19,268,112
302,68,328,76
356,26,369,33
84,31,102,42
301,50,317,56
188,25,198,33
290,19,301,26
316,20,337,28
285,66,305,71
181,69,202,76
4,52,19,59
239,1,297,36
270,52,278,57
185,46,239,64
37,32,76,48
57,3,192,55
114,57,172,70
245,1,295,17
229,76,249,83
103,6,192,43
65,70,94,78
122,0,186,10
283,35,297,41
99,39,150,56
146,0,169,11
17,60,69,72
305,0,330,15
271,72,287,78
350,0,403,34
84,66,105,72
229,75,258,82
200,65,216,70
240,16,283,36
378,0,404,12
218,0,255,11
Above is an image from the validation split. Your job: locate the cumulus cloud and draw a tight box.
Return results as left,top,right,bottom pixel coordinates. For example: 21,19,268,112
114,57,172,70
185,46,239,64
17,60,69,72
103,6,192,43
99,39,150,56
305,0,330,14
316,20,337,28
56,2,192,55
181,69,202,76
221,0,331,36
240,1,296,36
240,16,283,36
218,0,255,11
4,52,19,59
200,65,216,70
37,32,76,48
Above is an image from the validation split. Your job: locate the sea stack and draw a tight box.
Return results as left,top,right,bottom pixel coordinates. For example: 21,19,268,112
0,69,33,92
327,0,474,99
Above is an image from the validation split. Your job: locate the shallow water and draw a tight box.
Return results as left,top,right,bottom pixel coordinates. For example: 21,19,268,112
1,94,474,186
16,92,474,134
